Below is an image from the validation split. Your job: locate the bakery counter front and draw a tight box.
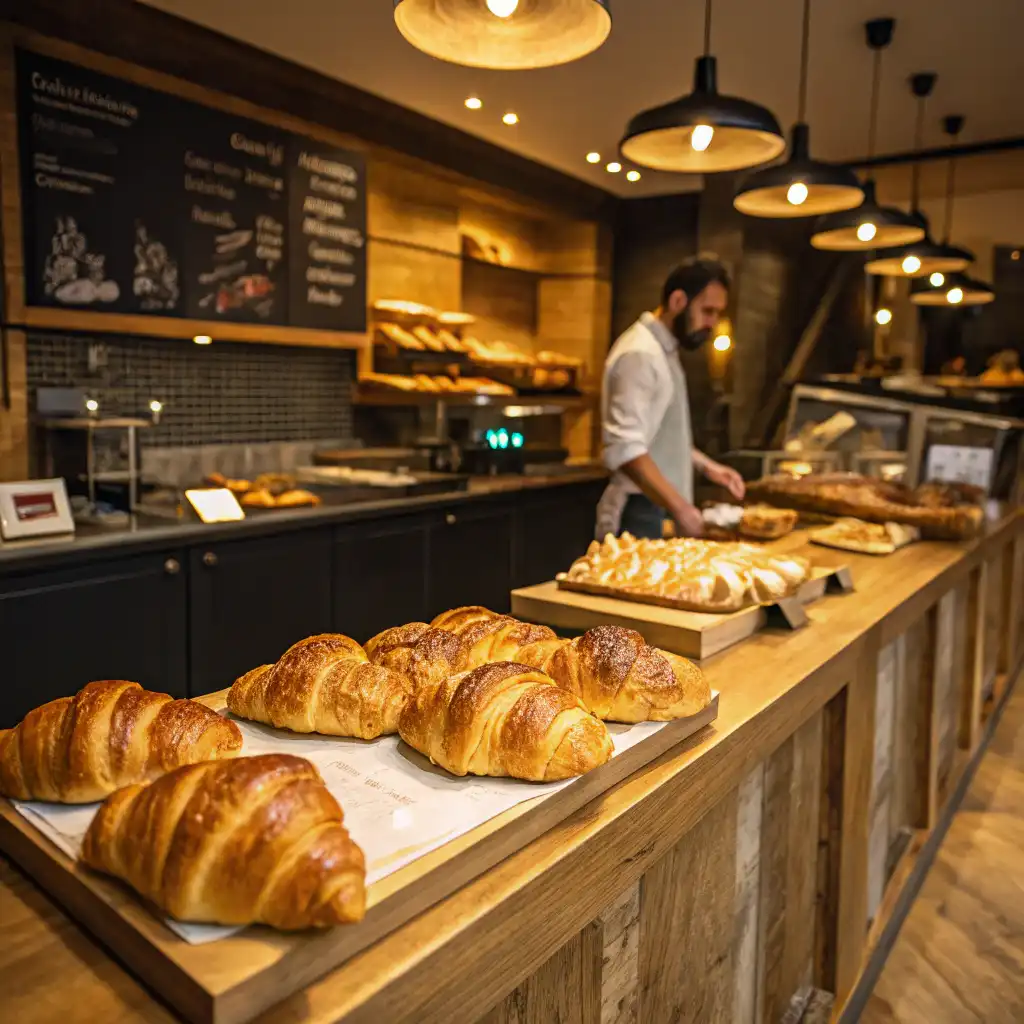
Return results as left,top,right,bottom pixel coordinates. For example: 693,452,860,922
1,506,1021,1024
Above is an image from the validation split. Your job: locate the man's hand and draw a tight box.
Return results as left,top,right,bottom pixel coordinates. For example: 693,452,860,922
703,460,746,501
671,501,705,538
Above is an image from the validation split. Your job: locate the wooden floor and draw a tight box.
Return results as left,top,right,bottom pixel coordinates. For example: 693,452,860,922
863,681,1024,1024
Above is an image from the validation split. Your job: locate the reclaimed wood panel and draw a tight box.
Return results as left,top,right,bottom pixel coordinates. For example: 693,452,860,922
367,239,462,312
868,640,899,923
934,590,959,806
733,765,764,1024
537,277,612,389
1000,535,1023,677
983,553,1004,698
0,329,29,480
596,884,641,1024
461,260,538,353
639,789,739,1024
959,563,987,750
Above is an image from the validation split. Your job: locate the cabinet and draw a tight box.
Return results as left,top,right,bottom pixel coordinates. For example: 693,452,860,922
188,530,333,696
333,515,430,643
427,504,514,617
514,482,603,588
0,552,187,727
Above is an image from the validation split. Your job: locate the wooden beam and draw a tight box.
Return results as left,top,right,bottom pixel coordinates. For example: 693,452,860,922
959,563,987,751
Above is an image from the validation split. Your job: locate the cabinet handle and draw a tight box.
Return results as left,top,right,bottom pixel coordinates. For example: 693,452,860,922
445,513,457,526
164,558,181,575
202,551,219,567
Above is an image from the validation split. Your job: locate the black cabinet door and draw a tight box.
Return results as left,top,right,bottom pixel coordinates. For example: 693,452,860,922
427,504,515,618
0,552,187,727
514,482,604,589
188,530,333,696
332,515,429,644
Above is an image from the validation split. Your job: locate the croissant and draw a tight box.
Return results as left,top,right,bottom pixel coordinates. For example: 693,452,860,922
364,623,469,689
521,625,711,723
398,662,614,781
429,607,566,669
228,634,412,739
0,681,242,804
81,754,366,928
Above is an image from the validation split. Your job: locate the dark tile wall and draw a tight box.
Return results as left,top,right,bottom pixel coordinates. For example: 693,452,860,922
25,333,356,447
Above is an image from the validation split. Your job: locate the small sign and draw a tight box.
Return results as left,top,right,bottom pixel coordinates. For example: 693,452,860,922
185,487,245,524
0,478,75,540
924,444,994,491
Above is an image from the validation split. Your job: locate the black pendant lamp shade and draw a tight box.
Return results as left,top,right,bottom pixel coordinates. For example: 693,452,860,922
910,272,994,307
619,1,785,173
734,123,864,217
810,178,925,251
733,0,863,217
392,0,612,70
865,232,974,277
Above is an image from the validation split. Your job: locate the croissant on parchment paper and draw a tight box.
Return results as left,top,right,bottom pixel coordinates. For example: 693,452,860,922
0,681,242,804
228,634,413,739
364,623,470,690
428,606,565,668
81,754,366,929
398,661,614,781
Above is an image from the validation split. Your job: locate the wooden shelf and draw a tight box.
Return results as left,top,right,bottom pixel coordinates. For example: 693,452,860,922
353,390,593,411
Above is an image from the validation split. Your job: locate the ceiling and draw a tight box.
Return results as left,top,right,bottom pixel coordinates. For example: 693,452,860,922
139,0,1023,198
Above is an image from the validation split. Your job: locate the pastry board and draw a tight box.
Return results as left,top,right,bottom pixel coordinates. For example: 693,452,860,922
514,565,853,660
0,690,718,1024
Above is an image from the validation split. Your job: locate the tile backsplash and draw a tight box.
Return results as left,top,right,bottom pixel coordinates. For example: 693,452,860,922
26,332,356,448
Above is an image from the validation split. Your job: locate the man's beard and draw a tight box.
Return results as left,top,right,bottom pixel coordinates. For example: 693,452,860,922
671,310,712,351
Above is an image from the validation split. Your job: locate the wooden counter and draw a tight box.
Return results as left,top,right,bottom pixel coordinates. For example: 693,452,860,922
2,511,1022,1024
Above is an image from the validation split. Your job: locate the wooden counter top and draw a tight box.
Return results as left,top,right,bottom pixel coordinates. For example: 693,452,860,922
2,511,1021,1024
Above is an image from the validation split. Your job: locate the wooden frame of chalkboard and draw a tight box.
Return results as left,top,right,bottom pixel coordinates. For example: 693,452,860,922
0,25,369,351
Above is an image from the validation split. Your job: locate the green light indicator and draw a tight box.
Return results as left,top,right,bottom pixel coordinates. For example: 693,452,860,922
486,429,498,450
497,428,509,449
511,432,524,448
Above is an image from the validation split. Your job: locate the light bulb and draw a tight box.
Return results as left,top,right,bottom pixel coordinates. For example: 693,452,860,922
947,287,964,304
486,0,518,17
149,400,163,413
901,255,921,274
786,182,809,206
856,222,877,243
85,398,99,413
626,170,641,182
929,272,945,287
586,151,601,164
691,124,714,152
502,112,519,125
465,97,483,110
875,308,893,326
193,335,213,345
606,161,622,173
713,334,731,352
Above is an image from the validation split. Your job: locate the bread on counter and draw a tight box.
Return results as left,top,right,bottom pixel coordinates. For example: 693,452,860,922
0,681,242,803
81,754,366,928
364,623,469,691
810,518,919,555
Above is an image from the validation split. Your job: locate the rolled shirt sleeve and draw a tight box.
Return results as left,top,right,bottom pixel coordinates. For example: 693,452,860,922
602,349,660,472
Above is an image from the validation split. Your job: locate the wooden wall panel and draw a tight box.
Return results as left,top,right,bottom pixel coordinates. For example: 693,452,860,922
367,161,461,256
457,200,544,273
461,261,538,352
934,590,959,804
982,553,1004,698
367,242,461,312
0,329,29,481
868,640,898,923
960,563,987,750
733,766,764,1024
538,278,612,387
596,884,640,1024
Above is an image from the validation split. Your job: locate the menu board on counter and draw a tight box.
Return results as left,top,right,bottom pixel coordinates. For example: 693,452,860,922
15,49,367,332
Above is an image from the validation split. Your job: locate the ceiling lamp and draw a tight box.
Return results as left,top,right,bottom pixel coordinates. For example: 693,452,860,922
866,80,975,276
733,0,863,217
810,19,925,251
619,0,785,173
910,272,995,306
393,0,611,70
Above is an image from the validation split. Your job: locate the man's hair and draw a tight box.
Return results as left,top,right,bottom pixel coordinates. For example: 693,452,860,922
661,256,731,307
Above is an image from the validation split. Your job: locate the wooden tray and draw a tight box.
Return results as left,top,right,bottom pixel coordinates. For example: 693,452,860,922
512,566,852,660
0,691,719,1024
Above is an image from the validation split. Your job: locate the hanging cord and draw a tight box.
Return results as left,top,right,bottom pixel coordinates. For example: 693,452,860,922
797,0,811,122
866,47,882,158
910,94,926,212
703,0,713,55
943,156,956,243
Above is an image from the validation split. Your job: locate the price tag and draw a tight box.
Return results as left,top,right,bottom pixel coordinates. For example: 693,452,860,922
924,445,994,490
0,478,75,540
185,488,245,523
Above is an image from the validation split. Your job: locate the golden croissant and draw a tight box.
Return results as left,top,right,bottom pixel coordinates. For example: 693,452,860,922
364,623,469,689
0,681,242,804
429,607,564,669
81,754,366,928
398,662,614,781
228,634,412,739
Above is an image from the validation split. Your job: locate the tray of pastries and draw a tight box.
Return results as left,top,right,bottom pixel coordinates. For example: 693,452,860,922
809,518,920,555
204,472,322,510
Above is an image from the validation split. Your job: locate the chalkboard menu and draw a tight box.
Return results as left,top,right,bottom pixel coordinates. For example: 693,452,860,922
15,50,367,332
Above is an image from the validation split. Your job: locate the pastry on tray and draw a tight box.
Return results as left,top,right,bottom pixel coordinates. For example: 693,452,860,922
398,662,613,781
702,503,798,541
376,322,425,351
365,623,470,690
241,488,276,508
559,533,811,613
275,489,321,508
81,754,366,928
228,634,413,739
810,518,919,555
0,681,241,803
411,325,446,352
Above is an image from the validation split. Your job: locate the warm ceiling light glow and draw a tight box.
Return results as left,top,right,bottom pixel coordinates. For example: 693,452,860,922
947,287,964,304
606,161,622,173
901,254,922,274
712,334,731,352
786,181,809,206
856,222,877,243
486,0,519,17
586,151,601,163
626,170,641,182
929,271,945,287
85,398,99,413
1012,250,1021,261
149,400,163,413
502,111,519,125
875,308,893,326
690,124,714,152
464,96,483,110
193,334,213,345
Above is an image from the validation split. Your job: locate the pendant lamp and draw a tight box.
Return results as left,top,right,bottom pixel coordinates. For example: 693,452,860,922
910,272,995,306
810,18,925,251
733,0,863,217
866,78,974,276
619,0,785,173
393,0,611,70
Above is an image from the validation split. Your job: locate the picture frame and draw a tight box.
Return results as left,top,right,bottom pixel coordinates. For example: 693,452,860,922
0,478,75,541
